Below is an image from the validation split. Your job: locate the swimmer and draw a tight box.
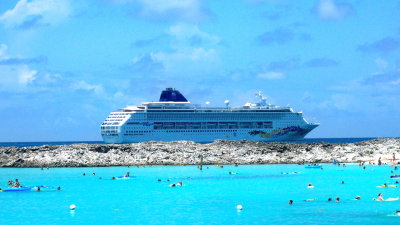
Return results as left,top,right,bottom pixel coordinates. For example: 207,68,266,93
375,194,400,201
7,180,13,186
14,179,21,187
305,198,316,201
307,184,314,188
157,179,162,182
124,172,130,177
354,196,361,200
37,187,41,192
375,193,384,201
169,183,176,187
0,188,2,192
92,172,96,176
57,186,61,191
112,177,116,180
328,198,332,202
288,200,293,205
99,177,102,180
341,181,345,184
177,181,183,186
228,172,236,175
335,197,340,203
82,173,86,176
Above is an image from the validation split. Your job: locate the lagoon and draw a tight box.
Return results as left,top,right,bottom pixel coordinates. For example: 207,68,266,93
1,164,399,225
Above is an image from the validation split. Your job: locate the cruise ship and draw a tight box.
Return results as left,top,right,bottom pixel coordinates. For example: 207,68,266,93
101,88,319,143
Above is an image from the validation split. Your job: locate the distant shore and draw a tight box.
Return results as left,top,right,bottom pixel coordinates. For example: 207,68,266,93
0,138,399,167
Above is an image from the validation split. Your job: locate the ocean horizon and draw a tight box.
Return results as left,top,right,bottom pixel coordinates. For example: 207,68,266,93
0,137,395,148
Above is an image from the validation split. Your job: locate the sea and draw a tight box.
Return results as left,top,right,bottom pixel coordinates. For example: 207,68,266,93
1,164,400,225
0,137,378,148
1,138,399,224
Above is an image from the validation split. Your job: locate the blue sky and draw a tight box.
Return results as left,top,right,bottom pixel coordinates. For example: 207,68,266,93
0,0,399,141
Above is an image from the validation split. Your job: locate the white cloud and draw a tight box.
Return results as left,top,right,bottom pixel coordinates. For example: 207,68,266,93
72,80,105,96
316,0,353,20
0,44,38,89
375,58,388,70
331,93,352,110
257,71,285,80
0,64,37,89
0,0,72,28
151,48,218,71
18,67,37,84
110,0,208,22
0,44,8,59
167,24,221,45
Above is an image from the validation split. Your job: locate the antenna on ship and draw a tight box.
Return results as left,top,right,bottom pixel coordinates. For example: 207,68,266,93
255,91,267,106
224,100,230,108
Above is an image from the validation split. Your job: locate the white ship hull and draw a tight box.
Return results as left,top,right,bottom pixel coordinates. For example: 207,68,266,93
102,124,318,144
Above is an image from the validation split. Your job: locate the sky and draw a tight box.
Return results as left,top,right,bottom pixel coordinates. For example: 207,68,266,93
0,0,399,142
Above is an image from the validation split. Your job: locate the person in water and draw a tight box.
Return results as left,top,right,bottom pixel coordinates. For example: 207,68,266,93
288,200,293,205
7,180,13,186
328,198,332,202
376,193,384,201
307,184,314,188
124,172,130,177
14,179,21,187
335,197,340,203
354,196,361,200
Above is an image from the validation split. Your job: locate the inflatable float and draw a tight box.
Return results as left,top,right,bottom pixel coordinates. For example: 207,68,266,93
305,165,322,169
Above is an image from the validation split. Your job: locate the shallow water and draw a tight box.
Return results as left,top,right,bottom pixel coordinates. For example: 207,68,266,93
1,164,399,225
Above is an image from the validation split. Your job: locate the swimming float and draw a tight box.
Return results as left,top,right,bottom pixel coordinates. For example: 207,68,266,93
376,185,397,188
1,186,58,192
115,176,136,180
305,165,322,169
2,187,32,192
390,175,400,178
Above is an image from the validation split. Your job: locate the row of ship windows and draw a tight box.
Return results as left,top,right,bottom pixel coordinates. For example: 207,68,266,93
122,130,244,135
164,130,238,133
147,116,286,120
101,126,119,129
153,121,272,130
126,131,151,133
110,113,130,116
104,119,123,122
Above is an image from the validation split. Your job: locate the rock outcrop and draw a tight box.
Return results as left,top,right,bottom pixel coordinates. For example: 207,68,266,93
0,138,399,167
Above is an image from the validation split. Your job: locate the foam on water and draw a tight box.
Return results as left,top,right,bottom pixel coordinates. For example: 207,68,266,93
1,164,399,225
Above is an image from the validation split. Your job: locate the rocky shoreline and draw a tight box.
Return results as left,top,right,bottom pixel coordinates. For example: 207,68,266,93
0,138,399,167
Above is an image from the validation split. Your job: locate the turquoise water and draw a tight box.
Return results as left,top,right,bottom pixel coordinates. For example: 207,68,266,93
1,164,400,225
